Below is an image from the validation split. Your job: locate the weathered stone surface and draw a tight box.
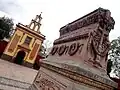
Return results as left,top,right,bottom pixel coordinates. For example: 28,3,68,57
29,63,117,90
0,76,30,90
0,59,38,90
0,59,38,83
29,8,118,90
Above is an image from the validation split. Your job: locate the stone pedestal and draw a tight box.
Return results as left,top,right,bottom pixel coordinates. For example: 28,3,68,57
29,60,117,90
28,8,118,90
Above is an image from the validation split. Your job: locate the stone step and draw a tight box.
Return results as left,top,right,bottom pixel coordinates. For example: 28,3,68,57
0,76,31,90
0,84,25,90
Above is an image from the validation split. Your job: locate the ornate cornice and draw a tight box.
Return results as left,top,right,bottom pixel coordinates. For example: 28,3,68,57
16,23,45,40
40,62,117,90
59,8,115,36
54,33,88,45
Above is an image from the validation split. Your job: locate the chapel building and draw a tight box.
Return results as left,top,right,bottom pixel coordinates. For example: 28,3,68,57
1,13,45,67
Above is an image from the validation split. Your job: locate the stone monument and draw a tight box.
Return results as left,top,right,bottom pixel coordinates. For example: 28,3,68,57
29,8,118,90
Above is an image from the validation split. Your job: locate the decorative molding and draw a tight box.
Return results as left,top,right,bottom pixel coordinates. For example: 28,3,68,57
40,62,117,90
50,43,84,56
17,24,45,40
68,43,82,56
33,70,67,90
86,27,110,68
50,46,58,55
58,45,66,56
54,8,115,45
91,29,110,57
54,33,88,45
29,43,39,60
8,34,20,53
35,78,65,90
59,8,115,36
0,76,30,89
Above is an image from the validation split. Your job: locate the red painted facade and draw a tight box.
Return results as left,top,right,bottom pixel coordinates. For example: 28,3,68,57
0,40,8,57
33,55,45,70
110,77,120,90
0,40,43,70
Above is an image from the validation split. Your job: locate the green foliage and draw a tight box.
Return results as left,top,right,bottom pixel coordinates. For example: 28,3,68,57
39,40,52,58
107,59,112,77
108,37,120,78
39,45,47,58
0,16,14,40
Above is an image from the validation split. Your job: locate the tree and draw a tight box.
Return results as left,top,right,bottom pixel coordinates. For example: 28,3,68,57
42,40,52,55
38,40,53,58
0,16,14,40
39,45,46,57
108,37,120,78
43,40,52,49
107,59,113,77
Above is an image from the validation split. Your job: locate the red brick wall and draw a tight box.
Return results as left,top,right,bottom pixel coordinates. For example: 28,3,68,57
0,40,8,57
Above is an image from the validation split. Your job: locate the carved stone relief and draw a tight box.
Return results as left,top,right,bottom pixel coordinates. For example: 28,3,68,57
58,45,66,56
87,27,110,68
49,8,115,71
50,43,84,56
34,71,67,90
38,63,116,90
59,8,115,36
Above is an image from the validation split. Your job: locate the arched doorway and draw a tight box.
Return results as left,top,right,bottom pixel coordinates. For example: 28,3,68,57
14,51,26,65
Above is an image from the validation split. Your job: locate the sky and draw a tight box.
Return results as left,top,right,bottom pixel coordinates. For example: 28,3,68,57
0,0,120,43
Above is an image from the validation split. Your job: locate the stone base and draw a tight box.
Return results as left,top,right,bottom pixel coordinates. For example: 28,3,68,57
23,61,33,68
27,84,37,90
0,76,31,90
29,61,118,90
1,54,33,68
1,54,13,62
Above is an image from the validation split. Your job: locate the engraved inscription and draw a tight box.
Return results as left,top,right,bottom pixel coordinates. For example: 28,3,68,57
40,63,115,90
34,72,66,90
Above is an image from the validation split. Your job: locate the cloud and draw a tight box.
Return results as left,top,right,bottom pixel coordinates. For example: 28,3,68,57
0,0,25,24
0,0,22,14
0,0,120,42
